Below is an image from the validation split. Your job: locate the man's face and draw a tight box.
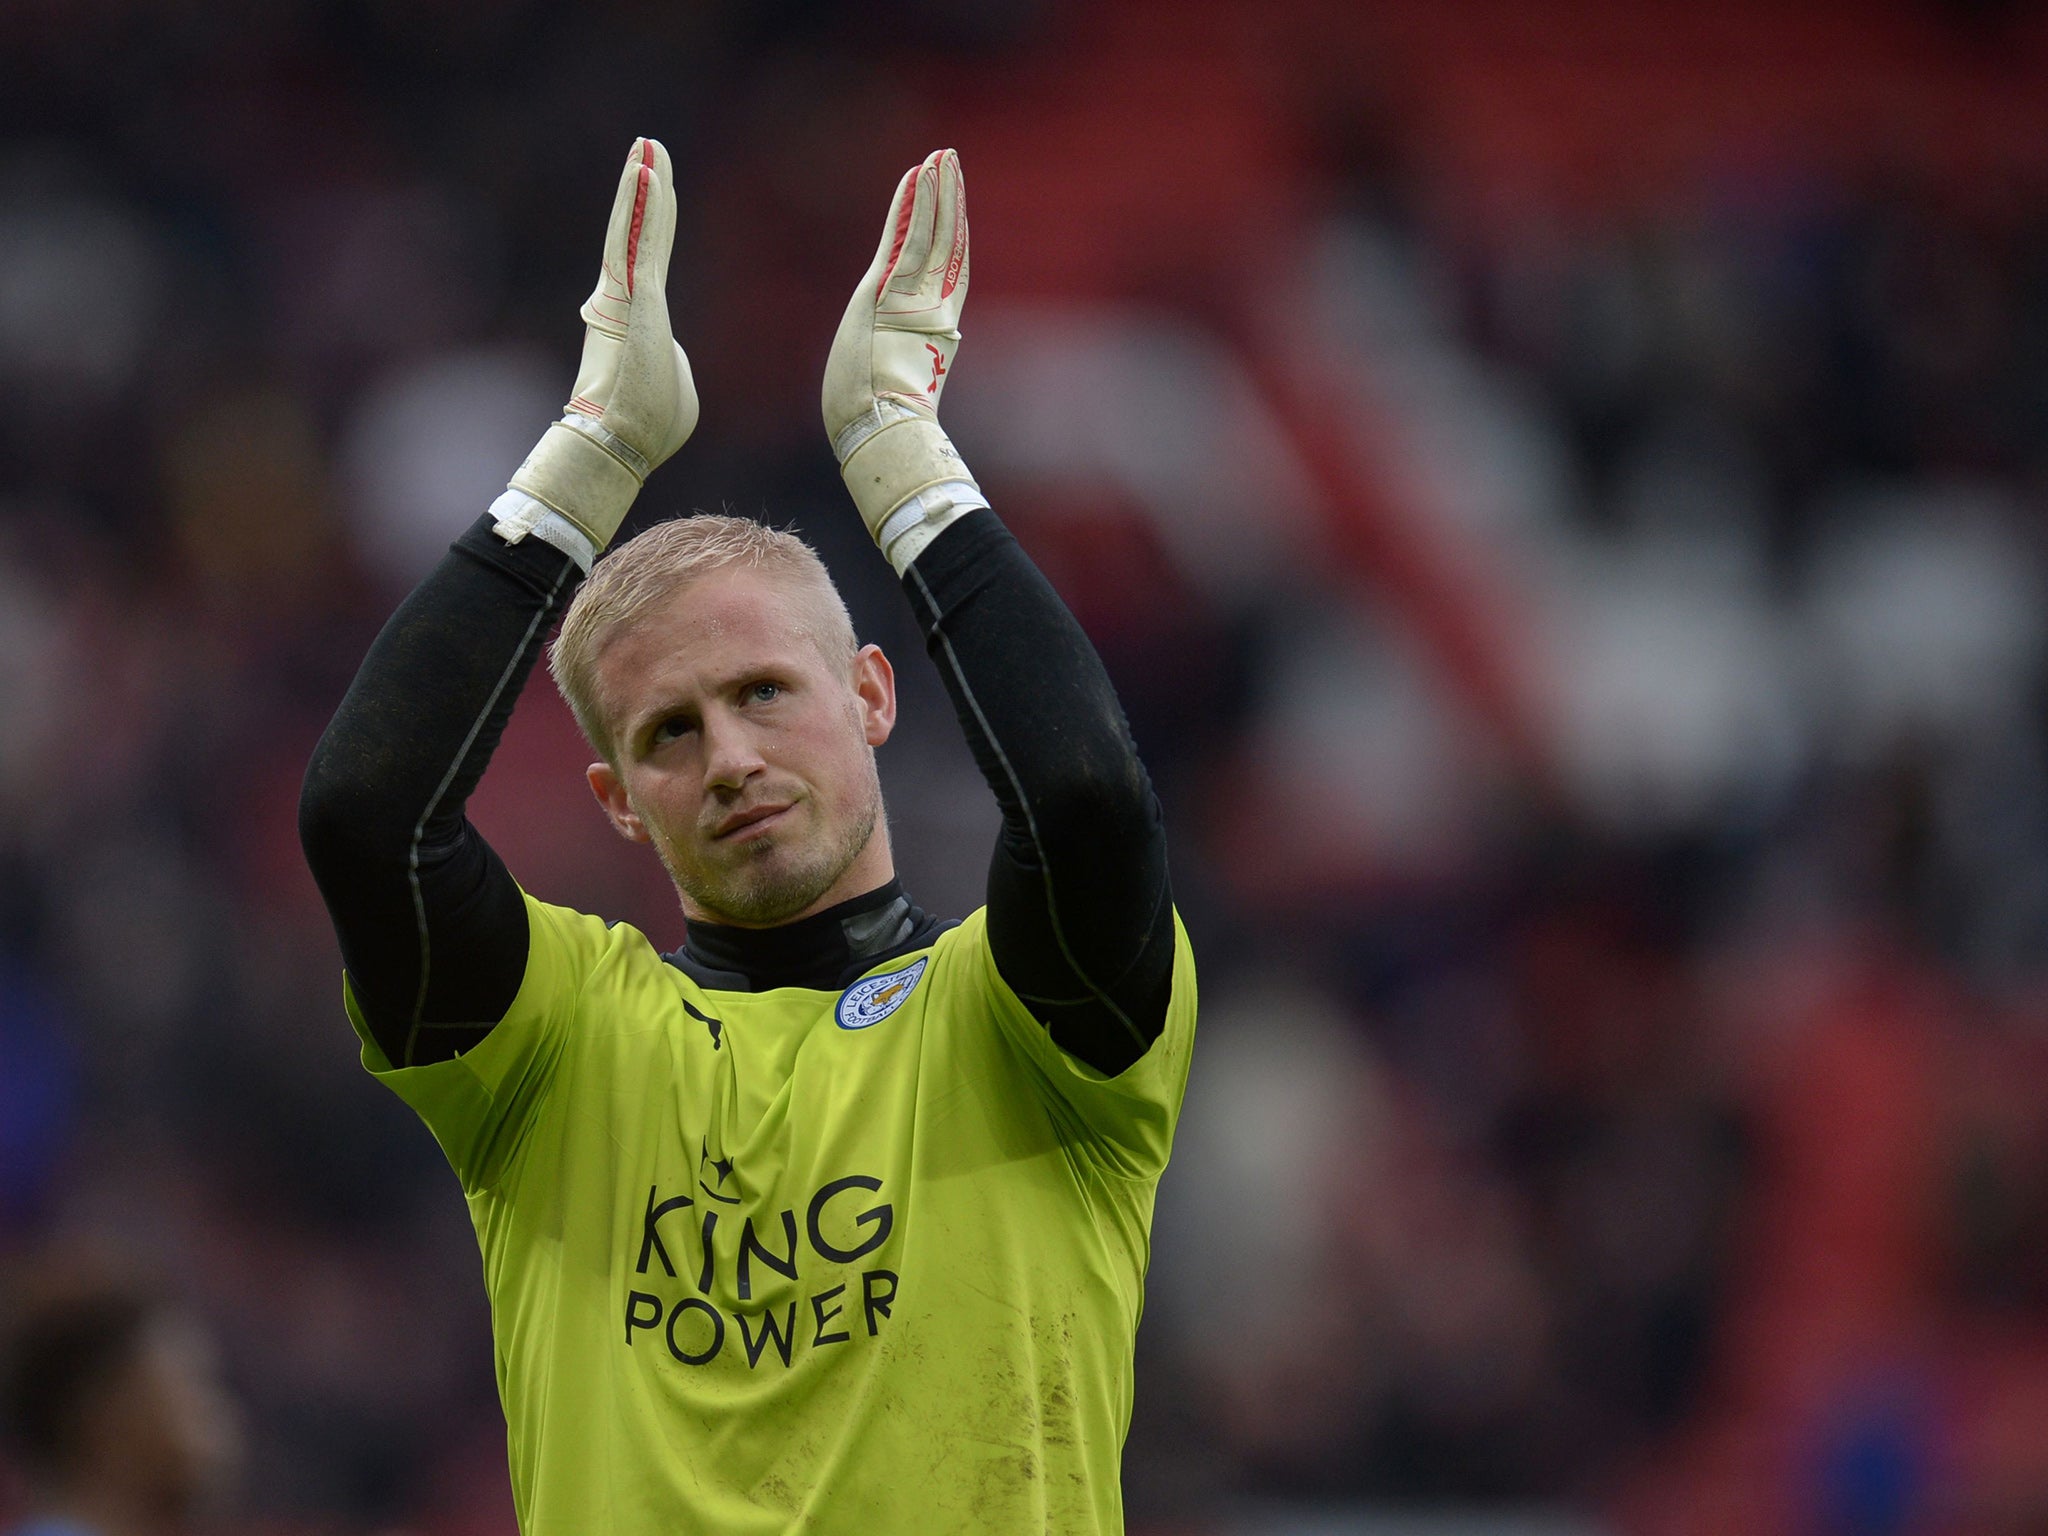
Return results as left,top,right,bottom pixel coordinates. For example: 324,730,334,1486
585,565,897,928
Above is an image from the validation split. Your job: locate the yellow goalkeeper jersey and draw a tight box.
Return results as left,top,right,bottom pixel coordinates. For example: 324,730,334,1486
348,891,1197,1534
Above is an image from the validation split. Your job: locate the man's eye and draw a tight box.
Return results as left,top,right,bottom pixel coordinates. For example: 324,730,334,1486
749,683,780,703
653,716,692,744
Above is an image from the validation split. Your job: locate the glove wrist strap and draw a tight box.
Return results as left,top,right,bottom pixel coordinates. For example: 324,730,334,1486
874,480,988,572
832,397,926,465
504,416,643,562
839,413,986,572
488,489,600,573
555,410,652,481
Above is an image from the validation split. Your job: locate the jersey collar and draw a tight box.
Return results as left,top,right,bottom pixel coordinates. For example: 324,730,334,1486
664,880,949,993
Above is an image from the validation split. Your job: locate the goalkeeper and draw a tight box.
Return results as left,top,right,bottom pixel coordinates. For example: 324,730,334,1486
300,138,1193,1533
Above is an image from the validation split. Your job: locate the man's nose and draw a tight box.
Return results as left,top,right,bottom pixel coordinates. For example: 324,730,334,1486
701,713,767,792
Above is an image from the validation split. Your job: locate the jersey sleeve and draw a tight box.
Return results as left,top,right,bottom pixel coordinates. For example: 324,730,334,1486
344,891,610,1194
949,907,1197,1179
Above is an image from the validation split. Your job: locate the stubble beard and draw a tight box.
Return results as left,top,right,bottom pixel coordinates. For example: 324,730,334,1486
661,774,883,927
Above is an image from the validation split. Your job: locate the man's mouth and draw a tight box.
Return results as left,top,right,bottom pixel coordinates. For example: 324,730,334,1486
711,802,794,841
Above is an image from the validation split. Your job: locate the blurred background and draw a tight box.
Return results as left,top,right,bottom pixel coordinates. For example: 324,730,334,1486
4,0,2048,1531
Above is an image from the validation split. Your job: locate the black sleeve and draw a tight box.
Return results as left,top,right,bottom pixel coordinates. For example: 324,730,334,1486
298,515,583,1069
902,509,1176,1077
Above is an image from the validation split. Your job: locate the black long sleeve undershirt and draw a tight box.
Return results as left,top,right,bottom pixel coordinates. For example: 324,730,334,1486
299,520,578,1065
903,510,1175,1073
299,507,1173,1077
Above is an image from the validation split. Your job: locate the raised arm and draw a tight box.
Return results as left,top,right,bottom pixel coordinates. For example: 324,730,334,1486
823,151,1175,1077
299,137,698,1068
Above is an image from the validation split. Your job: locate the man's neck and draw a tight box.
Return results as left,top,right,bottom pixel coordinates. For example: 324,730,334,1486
667,879,946,992
680,822,898,934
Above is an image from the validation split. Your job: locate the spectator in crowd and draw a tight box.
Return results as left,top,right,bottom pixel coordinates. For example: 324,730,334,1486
1,1277,241,1536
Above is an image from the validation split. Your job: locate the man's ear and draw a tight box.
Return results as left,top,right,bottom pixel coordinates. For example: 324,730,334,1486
586,762,651,843
853,644,897,748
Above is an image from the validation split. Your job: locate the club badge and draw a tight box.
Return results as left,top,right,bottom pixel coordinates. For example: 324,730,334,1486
836,958,928,1031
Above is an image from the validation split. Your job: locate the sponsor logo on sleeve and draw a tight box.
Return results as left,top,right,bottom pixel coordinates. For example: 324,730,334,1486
835,957,927,1031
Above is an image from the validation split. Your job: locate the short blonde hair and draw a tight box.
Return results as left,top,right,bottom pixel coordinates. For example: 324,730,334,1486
549,514,857,764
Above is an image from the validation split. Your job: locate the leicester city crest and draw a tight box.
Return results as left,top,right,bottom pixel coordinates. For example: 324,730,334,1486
836,957,928,1030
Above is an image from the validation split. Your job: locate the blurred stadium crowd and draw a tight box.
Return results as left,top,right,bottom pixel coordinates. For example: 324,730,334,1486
5,1,2048,1532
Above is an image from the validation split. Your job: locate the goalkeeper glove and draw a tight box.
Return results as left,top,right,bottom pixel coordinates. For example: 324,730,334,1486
491,137,699,570
823,148,988,573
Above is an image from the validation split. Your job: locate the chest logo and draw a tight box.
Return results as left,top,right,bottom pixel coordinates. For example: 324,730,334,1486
836,957,927,1030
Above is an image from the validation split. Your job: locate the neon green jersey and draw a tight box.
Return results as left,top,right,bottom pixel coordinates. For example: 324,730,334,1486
348,892,1197,1533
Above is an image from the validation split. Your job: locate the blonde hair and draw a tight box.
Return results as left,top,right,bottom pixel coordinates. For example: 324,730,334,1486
548,514,857,764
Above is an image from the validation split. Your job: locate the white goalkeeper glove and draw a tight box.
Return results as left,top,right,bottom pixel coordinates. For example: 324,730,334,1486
823,148,988,573
491,137,699,571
